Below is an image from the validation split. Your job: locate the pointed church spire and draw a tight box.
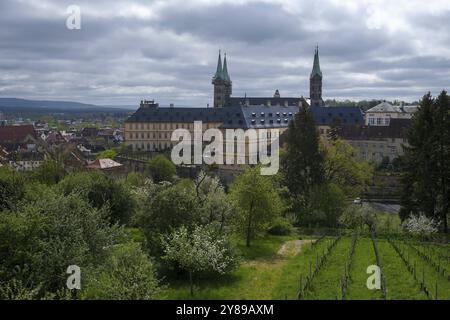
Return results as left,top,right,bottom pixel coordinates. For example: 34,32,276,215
214,50,223,80
222,52,231,82
311,45,322,78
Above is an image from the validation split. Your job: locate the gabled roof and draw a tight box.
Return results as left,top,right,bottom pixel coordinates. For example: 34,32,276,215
366,102,397,113
366,102,418,114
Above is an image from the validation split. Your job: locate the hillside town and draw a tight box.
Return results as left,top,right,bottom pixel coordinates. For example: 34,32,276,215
0,49,418,174
1,0,450,306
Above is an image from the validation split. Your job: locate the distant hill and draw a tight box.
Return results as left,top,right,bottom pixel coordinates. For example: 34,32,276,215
0,98,135,112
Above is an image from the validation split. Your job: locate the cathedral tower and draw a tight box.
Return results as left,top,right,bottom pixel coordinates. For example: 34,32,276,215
310,46,324,107
212,51,232,108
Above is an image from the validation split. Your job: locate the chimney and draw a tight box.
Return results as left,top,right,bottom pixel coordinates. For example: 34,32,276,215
140,100,158,108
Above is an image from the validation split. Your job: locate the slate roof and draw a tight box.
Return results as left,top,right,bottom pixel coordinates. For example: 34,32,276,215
126,106,234,123
229,97,305,107
126,103,364,130
221,105,298,129
366,102,418,114
310,106,365,126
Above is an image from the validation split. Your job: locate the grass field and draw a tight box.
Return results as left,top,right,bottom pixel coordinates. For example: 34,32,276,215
159,233,450,300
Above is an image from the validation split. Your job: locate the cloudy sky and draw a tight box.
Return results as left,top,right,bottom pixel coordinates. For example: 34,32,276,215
0,0,449,107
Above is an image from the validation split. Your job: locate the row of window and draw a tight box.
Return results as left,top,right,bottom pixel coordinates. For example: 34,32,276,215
127,132,170,140
368,117,390,126
127,123,217,130
132,142,173,152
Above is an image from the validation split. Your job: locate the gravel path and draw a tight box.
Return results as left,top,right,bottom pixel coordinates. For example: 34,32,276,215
278,239,315,257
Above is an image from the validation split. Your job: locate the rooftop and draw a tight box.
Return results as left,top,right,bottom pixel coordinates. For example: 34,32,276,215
339,118,411,140
0,124,37,144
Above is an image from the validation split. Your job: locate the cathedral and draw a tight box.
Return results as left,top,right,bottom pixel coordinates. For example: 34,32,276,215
211,47,324,108
124,47,361,152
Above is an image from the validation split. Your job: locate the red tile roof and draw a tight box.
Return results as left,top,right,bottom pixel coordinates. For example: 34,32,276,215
0,125,37,144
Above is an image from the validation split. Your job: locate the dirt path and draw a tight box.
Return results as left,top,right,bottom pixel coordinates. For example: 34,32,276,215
277,239,315,257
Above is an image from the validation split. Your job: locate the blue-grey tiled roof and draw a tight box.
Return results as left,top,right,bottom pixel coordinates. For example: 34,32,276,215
125,105,364,129
310,106,364,126
126,107,237,123
229,97,304,107
222,105,298,129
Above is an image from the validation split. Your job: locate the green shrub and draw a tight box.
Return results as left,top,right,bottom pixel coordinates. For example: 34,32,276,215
268,217,295,235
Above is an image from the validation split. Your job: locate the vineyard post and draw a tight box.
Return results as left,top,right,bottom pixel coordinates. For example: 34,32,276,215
309,260,312,279
422,269,425,289
435,282,438,300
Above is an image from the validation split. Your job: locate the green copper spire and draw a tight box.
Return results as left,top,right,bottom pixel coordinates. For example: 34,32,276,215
214,50,223,80
311,45,322,78
222,53,231,82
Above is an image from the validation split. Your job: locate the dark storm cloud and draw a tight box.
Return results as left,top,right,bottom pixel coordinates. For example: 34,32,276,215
0,0,449,105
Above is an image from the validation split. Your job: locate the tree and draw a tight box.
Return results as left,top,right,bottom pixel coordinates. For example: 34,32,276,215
194,171,222,204
339,205,376,231
31,160,66,185
193,171,235,233
141,184,200,254
322,139,373,198
281,104,325,202
162,225,237,296
230,166,281,247
96,149,117,160
433,91,450,233
402,214,439,236
400,91,450,232
304,183,346,228
0,192,121,296
57,171,135,225
148,155,176,183
0,166,25,212
82,243,159,300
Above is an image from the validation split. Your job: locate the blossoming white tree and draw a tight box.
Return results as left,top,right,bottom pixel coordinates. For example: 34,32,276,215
402,213,439,235
162,225,237,296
